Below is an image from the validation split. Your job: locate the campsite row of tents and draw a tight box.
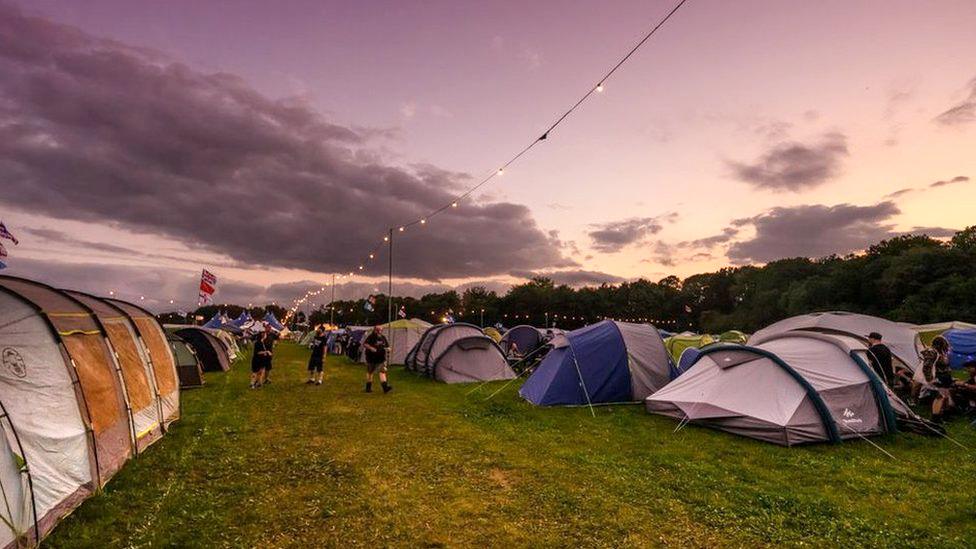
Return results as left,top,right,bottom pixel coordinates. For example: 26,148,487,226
0,275,182,547
512,312,954,446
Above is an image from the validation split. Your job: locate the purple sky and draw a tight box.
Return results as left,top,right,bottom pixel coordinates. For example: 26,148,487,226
2,0,975,310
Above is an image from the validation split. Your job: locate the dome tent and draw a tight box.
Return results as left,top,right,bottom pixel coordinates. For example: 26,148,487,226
64,290,166,453
748,311,923,374
405,323,515,383
663,333,715,363
647,331,934,446
362,318,432,365
944,328,976,369
499,325,544,356
0,275,134,546
911,321,976,346
520,320,674,406
165,326,230,372
167,333,205,388
105,298,180,429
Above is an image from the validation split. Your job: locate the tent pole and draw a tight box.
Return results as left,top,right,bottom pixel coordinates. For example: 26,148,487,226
387,228,394,364
566,340,596,417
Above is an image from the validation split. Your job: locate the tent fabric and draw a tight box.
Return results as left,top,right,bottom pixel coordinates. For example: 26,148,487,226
167,334,205,388
406,323,484,373
520,320,673,406
0,276,132,485
106,299,180,430
206,329,239,361
429,336,515,384
499,325,543,355
749,311,922,372
646,331,914,446
664,333,716,362
944,329,976,369
65,291,164,453
263,313,285,332
911,321,976,346
166,327,230,372
369,318,432,365
718,330,749,344
483,327,502,342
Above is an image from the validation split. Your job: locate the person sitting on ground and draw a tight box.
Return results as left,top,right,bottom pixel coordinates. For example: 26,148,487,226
362,325,392,394
920,336,954,423
306,325,327,385
507,340,522,361
951,361,976,415
250,328,273,389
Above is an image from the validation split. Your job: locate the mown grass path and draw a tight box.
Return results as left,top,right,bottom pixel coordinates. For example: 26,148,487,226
48,342,976,547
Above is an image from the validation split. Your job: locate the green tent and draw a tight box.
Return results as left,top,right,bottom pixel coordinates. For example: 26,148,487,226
664,333,716,362
718,330,749,344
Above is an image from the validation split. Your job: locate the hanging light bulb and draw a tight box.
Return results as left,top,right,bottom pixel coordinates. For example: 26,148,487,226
369,253,375,259
497,168,505,176
420,218,426,225
383,236,389,242
359,265,364,270
398,226,404,232
451,201,458,208
596,82,604,92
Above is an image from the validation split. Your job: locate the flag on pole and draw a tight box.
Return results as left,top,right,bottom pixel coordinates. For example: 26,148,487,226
398,305,406,318
0,222,18,245
198,269,217,305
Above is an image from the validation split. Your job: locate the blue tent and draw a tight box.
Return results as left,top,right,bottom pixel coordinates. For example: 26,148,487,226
264,312,285,332
203,311,226,329
520,320,675,406
500,325,543,355
676,346,702,374
231,311,252,328
945,328,976,369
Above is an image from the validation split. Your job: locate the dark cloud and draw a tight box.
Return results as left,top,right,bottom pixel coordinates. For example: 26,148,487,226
728,133,849,191
684,227,740,249
934,77,976,127
508,269,626,287
930,175,970,188
587,213,677,253
884,187,916,199
726,202,901,264
21,228,143,256
904,226,959,238
0,4,572,281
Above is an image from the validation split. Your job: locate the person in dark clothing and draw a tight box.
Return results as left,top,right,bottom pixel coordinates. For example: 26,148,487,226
920,336,954,423
951,361,976,414
362,325,392,393
262,327,277,384
865,332,894,383
250,328,274,389
306,326,327,385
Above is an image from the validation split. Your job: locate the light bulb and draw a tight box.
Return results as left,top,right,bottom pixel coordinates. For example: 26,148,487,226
420,218,426,224
497,168,504,176
596,83,604,92
451,201,458,208
398,226,404,232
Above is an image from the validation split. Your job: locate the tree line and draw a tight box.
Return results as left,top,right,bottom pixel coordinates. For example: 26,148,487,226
181,226,976,334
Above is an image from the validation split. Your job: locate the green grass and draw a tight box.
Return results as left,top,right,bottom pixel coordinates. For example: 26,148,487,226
47,342,976,547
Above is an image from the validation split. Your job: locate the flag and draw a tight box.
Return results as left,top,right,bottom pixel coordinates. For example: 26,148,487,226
198,269,218,305
0,222,18,245
398,305,406,318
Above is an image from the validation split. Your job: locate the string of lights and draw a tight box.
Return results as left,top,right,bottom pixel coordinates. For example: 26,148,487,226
284,0,691,323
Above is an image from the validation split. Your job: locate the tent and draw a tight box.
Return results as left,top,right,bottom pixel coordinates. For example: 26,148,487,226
647,330,931,446
165,326,230,372
371,318,432,365
206,329,239,361
911,321,976,346
664,333,716,362
263,312,285,332
718,330,749,344
424,335,515,383
748,311,923,372
0,276,133,546
520,320,674,406
64,291,166,453
105,298,180,430
167,333,205,388
405,323,485,373
230,311,252,328
944,329,976,369
202,312,228,330
499,325,544,356
483,327,502,342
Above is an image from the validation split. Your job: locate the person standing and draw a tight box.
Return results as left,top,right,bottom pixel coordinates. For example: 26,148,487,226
362,325,392,393
262,325,277,384
921,336,954,423
306,325,327,385
250,328,274,389
865,332,895,385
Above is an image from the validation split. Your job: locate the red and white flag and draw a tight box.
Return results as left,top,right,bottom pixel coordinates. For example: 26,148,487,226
198,269,218,305
0,222,18,246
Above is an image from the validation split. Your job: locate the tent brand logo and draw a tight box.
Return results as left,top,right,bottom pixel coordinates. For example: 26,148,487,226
2,348,26,378
842,407,862,424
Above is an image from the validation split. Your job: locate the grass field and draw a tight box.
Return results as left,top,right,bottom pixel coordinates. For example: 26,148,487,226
47,341,976,547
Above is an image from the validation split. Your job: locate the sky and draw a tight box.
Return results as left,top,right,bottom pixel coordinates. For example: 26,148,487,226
1,0,975,311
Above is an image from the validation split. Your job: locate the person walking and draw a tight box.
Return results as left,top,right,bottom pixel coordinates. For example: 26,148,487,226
306,325,327,385
362,325,392,393
250,327,274,389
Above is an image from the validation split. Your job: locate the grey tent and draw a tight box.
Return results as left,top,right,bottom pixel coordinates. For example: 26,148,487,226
646,330,931,446
165,326,230,372
406,323,484,372
167,334,204,388
427,335,515,383
748,311,922,373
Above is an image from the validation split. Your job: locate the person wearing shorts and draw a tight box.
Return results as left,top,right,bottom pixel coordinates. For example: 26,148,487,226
250,328,273,389
306,325,327,385
362,325,392,393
